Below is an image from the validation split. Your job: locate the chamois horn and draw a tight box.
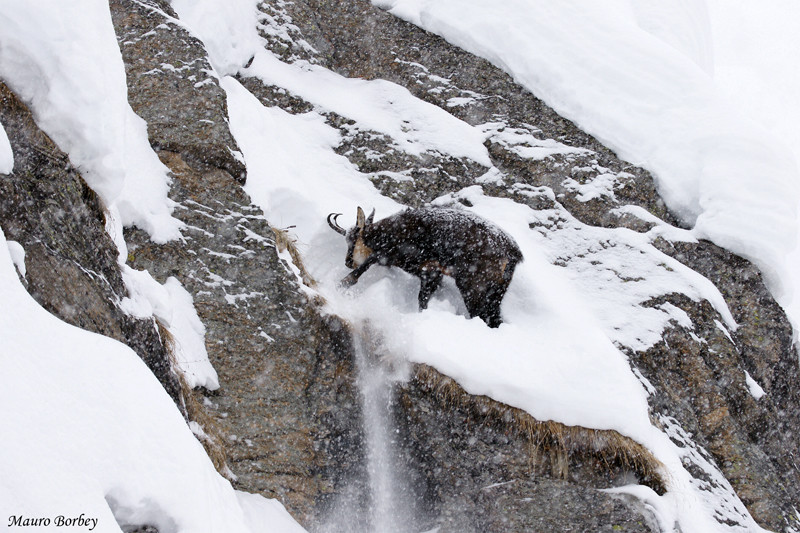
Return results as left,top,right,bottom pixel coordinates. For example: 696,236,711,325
327,213,346,235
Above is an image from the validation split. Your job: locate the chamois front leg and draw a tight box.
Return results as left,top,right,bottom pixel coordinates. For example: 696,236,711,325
339,255,378,288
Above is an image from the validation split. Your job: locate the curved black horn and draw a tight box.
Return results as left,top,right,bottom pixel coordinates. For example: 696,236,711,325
327,213,346,235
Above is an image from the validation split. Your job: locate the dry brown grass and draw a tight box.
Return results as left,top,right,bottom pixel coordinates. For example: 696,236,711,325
272,226,317,288
413,363,665,491
157,320,235,481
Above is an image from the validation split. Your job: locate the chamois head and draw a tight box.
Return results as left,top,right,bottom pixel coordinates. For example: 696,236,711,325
327,206,375,268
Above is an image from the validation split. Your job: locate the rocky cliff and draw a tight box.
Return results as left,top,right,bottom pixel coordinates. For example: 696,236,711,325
1,1,798,532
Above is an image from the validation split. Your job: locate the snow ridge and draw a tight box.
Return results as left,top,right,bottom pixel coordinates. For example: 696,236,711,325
0,1,182,243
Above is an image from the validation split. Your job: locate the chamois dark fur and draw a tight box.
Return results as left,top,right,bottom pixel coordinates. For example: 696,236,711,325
328,206,523,327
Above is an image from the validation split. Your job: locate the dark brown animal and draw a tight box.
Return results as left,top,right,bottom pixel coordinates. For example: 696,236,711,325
328,206,522,327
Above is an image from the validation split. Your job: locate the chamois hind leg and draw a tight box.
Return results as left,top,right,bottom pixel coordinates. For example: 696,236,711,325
480,258,519,327
418,270,443,310
478,284,506,328
464,264,515,328
454,276,486,323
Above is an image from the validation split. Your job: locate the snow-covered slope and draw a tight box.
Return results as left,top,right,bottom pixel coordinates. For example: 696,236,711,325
2,0,798,531
0,121,11,174
378,0,799,301
0,227,303,532
172,1,776,529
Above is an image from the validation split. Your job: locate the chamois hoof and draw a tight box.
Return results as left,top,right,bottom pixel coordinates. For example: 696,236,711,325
338,273,358,288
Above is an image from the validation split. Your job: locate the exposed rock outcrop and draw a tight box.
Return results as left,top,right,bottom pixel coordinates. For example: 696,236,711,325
0,82,183,409
123,150,364,520
109,0,364,521
109,0,245,180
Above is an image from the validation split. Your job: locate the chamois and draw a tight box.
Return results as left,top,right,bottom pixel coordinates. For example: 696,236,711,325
327,206,522,327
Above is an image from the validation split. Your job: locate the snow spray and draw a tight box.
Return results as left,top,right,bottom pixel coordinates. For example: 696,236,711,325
317,323,425,533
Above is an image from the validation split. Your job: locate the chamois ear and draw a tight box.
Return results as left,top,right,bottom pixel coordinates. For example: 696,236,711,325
367,208,375,225
356,206,366,229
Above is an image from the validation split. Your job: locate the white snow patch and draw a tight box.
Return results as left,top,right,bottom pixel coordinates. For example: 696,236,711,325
714,319,736,346
0,120,12,174
480,121,590,161
744,371,766,400
612,205,699,244
237,492,307,533
562,173,619,202
119,265,175,322
171,0,264,75
164,277,219,390
6,240,25,278
118,266,218,390
241,51,491,166
603,484,676,533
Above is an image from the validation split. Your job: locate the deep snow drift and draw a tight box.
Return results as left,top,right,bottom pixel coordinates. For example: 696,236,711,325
705,0,800,332
0,121,11,174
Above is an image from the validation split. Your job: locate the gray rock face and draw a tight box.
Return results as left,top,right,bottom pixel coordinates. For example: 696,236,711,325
637,243,800,524
109,0,245,181
122,151,364,520
108,1,365,521
2,0,798,531
392,365,658,532
0,82,183,409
